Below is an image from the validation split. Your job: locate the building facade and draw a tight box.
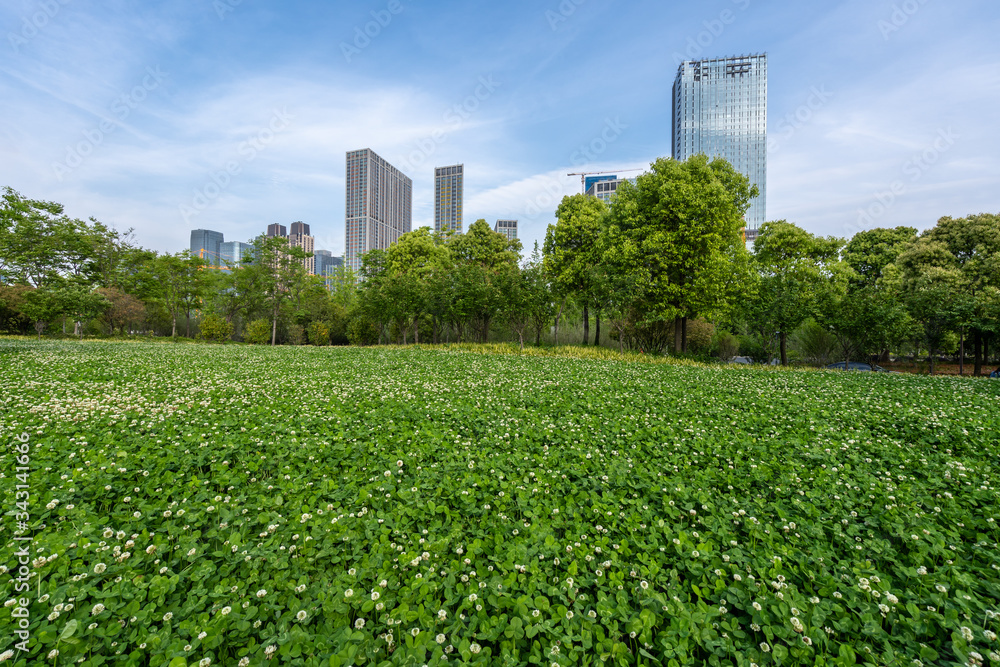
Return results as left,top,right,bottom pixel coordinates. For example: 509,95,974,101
266,223,287,238
494,219,518,242
190,229,224,266
672,53,767,231
345,148,413,274
288,221,315,275
434,164,464,235
586,177,636,204
220,241,253,268
314,250,345,289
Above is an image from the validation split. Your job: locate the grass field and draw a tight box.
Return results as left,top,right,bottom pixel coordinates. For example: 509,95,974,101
1,340,999,666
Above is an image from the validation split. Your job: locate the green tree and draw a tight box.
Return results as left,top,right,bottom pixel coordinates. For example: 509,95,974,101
750,221,844,365
543,194,606,345
448,220,522,343
152,252,206,338
842,226,918,289
601,155,756,353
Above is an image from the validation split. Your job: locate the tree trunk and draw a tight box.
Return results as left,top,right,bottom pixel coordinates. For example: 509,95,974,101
483,316,490,343
595,310,601,347
554,298,566,346
413,317,420,345
959,328,964,376
172,314,177,339
674,317,682,353
974,329,983,376
271,303,278,345
582,302,589,346
929,347,935,375
186,309,192,338
681,317,688,353
985,335,991,368
780,331,788,366
518,330,524,350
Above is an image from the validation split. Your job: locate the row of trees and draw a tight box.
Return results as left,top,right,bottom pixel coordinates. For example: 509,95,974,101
3,156,999,374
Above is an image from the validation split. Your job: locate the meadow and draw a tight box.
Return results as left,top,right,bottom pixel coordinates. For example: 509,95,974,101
1,340,998,666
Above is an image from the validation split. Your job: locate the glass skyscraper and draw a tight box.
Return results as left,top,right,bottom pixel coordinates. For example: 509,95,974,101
345,148,412,274
190,229,224,266
672,54,767,233
434,164,464,235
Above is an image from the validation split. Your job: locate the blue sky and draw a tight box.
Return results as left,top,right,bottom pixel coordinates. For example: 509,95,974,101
1,0,998,258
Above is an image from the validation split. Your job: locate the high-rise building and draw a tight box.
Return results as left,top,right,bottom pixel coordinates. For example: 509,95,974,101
672,53,767,232
190,229,224,266
434,164,464,235
494,219,518,242
314,250,344,288
586,177,636,204
266,223,287,238
345,148,413,274
288,221,315,275
221,241,253,268
584,174,617,194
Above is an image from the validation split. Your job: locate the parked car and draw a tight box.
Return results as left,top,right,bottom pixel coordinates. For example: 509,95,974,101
826,361,889,372
990,368,1000,379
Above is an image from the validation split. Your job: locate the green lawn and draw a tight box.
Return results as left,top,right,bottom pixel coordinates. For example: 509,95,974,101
1,340,998,666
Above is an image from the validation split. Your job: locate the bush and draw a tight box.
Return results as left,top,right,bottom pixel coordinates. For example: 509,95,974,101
791,319,838,365
287,324,304,346
243,319,272,345
687,319,715,354
307,321,331,346
347,317,380,346
712,330,739,360
199,314,233,343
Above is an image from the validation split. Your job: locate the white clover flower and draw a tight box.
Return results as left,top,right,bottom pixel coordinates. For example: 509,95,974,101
198,658,211,666
296,610,308,621
760,642,771,652
94,563,107,574
436,633,446,644
469,643,481,654
355,618,365,629
47,649,59,659
256,589,267,598
468,593,477,602
163,612,173,621
264,645,277,657
961,626,974,641
344,589,353,598
91,603,105,615
753,601,762,611
0,650,15,661
221,606,231,616
238,659,249,667
48,611,60,621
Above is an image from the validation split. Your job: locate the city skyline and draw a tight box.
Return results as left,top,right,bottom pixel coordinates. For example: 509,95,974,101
2,1,997,257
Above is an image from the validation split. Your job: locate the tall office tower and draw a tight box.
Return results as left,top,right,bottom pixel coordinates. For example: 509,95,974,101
266,223,287,238
672,54,767,233
434,164,464,235
288,221,315,275
190,229,224,266
314,250,345,288
221,241,253,268
345,148,413,274
494,219,518,242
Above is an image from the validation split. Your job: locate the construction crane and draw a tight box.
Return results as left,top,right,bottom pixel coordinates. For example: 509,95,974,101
197,248,229,270
567,168,643,194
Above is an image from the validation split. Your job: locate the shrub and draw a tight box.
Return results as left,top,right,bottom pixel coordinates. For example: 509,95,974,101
307,321,331,346
243,319,272,345
347,317,379,346
287,324,304,346
713,329,739,360
199,314,233,343
687,319,715,354
791,319,838,365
